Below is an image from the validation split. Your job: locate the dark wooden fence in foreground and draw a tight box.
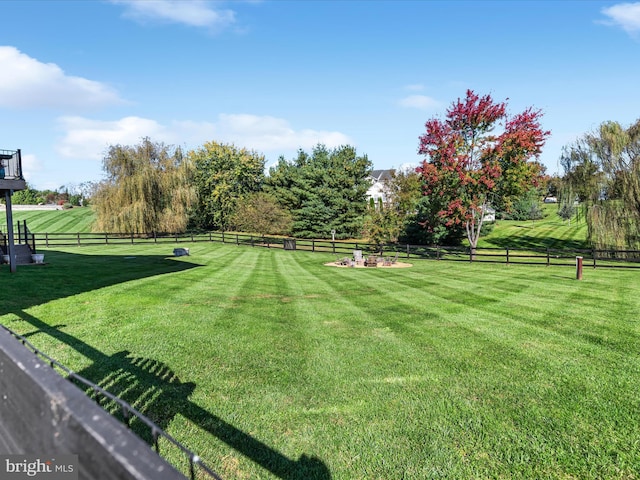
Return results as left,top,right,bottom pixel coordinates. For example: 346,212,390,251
30,231,640,269
0,326,198,480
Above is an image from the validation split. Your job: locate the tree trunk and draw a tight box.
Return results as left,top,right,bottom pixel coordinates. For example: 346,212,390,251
465,204,486,262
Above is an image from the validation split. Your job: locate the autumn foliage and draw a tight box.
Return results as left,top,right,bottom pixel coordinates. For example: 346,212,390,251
417,90,550,249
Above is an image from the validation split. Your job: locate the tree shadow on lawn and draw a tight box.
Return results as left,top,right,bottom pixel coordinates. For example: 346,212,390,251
1,251,331,479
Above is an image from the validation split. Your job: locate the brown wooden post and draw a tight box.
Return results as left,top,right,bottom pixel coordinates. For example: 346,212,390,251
576,256,583,280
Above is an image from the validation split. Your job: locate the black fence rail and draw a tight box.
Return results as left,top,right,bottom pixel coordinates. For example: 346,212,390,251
28,231,640,268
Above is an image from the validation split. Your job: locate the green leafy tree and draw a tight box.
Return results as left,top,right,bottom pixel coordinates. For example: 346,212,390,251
93,137,195,234
363,199,401,248
231,192,292,235
507,188,544,221
11,184,42,205
558,202,575,225
365,168,424,245
265,144,372,239
189,142,265,231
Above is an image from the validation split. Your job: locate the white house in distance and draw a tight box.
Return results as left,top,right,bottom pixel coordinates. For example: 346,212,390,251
365,167,496,223
366,169,393,204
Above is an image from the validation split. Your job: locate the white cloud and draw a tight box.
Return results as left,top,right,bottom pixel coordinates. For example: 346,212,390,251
112,0,236,30
398,95,441,111
19,153,41,182
601,2,640,35
55,113,352,160
56,116,169,159
0,46,124,110
213,114,352,151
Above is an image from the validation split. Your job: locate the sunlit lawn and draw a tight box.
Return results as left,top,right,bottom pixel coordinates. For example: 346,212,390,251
477,204,589,250
1,242,638,479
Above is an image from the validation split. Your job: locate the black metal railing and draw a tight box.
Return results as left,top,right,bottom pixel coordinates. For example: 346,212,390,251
0,148,23,180
0,324,223,480
16,220,36,252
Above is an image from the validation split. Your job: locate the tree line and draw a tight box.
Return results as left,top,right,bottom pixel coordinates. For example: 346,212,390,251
9,89,637,250
84,90,557,247
91,139,373,240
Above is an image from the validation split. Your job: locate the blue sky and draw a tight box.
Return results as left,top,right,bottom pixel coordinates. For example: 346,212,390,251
1,0,639,190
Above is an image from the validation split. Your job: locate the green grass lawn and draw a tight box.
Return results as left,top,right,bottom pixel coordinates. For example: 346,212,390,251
10,206,96,233
478,204,589,250
1,243,638,479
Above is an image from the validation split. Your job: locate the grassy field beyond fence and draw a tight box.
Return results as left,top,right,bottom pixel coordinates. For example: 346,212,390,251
1,242,639,479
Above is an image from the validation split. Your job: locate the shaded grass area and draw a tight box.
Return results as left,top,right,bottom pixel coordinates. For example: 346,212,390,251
1,243,638,479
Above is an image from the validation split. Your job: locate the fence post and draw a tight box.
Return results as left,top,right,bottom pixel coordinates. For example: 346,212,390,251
332,241,335,254
312,240,315,252
576,256,583,280
406,244,409,259
546,248,550,266
154,231,157,243
436,246,440,260
236,234,239,245
506,247,509,266
592,249,597,268
45,232,49,248
77,233,81,247
175,233,178,243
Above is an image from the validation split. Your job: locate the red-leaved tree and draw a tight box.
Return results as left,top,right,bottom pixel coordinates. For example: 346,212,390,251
417,90,550,254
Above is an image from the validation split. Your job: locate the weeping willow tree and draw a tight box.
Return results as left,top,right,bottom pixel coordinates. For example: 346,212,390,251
591,120,640,250
561,119,640,251
93,137,196,234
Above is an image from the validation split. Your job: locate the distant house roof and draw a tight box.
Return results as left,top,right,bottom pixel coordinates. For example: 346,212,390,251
369,169,393,183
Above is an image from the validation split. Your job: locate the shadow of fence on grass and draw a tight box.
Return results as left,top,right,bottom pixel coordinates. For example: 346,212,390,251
1,251,330,479
10,309,331,480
